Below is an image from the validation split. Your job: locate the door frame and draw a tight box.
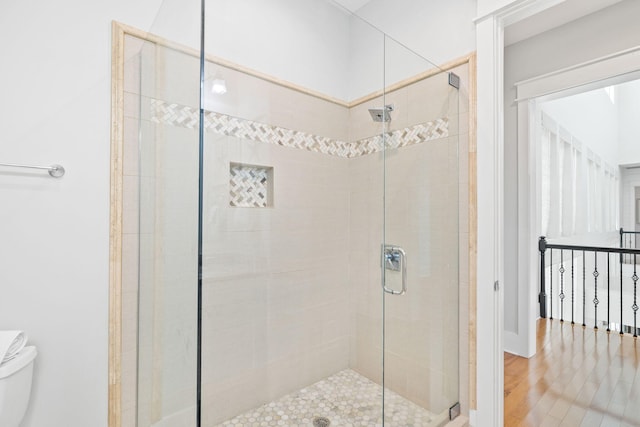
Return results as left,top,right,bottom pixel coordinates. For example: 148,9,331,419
473,1,567,425
476,0,640,424
514,44,640,358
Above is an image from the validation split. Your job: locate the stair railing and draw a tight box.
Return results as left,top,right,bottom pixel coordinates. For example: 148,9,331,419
539,236,640,337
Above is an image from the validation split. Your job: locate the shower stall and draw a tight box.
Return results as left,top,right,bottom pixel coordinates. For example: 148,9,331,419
116,1,469,426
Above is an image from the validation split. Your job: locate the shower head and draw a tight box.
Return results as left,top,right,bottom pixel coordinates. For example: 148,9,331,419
368,104,394,122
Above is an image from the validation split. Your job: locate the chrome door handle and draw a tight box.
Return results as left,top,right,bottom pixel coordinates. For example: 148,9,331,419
382,244,407,295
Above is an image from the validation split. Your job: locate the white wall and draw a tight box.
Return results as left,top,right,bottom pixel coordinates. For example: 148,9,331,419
503,0,640,355
618,80,640,166
202,0,352,101
140,0,358,101
201,0,476,103
0,1,164,427
540,88,619,168
539,78,640,170
353,0,476,67
129,0,478,106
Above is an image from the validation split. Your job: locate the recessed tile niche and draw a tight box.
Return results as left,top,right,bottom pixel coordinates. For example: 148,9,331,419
229,162,274,208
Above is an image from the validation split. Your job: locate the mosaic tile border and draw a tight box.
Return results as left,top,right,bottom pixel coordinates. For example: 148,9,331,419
150,99,449,158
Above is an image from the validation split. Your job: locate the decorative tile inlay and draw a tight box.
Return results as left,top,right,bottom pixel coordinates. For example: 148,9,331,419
229,163,272,208
215,369,436,427
150,99,200,129
150,99,449,158
351,119,448,157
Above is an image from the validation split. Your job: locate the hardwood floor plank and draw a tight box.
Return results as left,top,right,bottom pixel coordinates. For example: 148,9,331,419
505,319,640,426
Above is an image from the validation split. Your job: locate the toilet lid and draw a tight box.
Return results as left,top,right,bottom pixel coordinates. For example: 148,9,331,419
0,346,36,379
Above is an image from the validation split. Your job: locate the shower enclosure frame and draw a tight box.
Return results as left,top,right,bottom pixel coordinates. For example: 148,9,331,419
107,13,479,427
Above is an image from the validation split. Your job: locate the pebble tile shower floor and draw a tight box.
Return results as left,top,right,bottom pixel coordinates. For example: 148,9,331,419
215,369,436,427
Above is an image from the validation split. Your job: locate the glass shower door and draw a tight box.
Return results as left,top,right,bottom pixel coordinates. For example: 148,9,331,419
381,36,460,426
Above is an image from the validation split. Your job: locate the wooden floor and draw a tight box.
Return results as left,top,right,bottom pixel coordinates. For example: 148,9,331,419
504,319,640,426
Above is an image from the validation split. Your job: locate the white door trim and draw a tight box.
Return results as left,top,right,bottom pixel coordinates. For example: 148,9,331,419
474,1,566,425
514,45,640,102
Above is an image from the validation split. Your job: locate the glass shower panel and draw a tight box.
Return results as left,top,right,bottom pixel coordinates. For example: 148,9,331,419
200,1,390,425
382,36,460,426
132,2,202,424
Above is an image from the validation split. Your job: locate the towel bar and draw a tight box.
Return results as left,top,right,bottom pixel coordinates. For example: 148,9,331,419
0,162,65,178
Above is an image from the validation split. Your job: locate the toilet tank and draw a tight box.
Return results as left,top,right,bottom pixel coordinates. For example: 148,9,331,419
0,346,37,427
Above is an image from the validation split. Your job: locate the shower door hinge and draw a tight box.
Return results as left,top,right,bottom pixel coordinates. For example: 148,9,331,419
449,402,461,420
448,72,460,89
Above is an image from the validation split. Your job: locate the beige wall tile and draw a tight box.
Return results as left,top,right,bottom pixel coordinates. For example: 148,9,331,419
407,73,451,125
123,117,140,177
123,55,141,96
124,91,140,119
349,96,386,142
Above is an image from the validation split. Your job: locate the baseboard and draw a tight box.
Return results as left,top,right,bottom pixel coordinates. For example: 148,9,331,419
468,409,477,426
504,330,532,357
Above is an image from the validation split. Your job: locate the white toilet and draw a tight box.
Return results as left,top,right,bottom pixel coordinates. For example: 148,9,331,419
0,346,37,427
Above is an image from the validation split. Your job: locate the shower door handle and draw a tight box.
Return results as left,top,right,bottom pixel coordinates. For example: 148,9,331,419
382,245,407,295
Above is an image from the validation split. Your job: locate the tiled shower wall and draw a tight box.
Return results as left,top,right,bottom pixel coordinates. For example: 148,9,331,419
120,34,470,427
198,114,351,425
348,65,470,416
